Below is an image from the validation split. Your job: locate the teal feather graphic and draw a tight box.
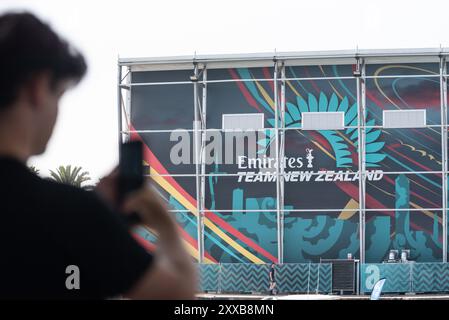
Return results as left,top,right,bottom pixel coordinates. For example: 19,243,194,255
263,92,385,168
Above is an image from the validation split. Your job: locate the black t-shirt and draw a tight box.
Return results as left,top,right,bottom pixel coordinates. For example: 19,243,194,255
0,157,153,299
269,267,276,281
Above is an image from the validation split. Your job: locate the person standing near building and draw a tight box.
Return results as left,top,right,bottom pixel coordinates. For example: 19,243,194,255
268,263,276,295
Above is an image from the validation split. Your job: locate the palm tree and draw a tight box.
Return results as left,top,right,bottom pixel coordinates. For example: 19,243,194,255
49,165,91,189
28,166,40,176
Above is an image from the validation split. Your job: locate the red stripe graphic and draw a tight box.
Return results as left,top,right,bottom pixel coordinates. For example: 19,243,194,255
262,67,275,93
131,128,277,263
228,69,263,113
386,145,439,176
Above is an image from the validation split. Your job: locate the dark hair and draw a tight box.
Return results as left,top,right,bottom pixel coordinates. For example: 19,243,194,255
0,12,87,109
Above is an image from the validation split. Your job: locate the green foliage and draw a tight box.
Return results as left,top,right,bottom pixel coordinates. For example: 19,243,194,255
49,165,91,189
28,166,40,175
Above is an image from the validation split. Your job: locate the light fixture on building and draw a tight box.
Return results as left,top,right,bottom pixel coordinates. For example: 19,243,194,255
401,250,410,263
388,249,399,262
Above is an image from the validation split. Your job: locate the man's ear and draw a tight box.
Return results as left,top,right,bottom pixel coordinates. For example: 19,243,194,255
25,72,52,111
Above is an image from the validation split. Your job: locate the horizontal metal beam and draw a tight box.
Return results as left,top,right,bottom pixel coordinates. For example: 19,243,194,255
119,47,449,70
163,208,444,213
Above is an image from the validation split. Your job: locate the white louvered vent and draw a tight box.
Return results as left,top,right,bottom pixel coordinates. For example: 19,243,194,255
383,109,426,128
222,113,264,130
302,112,345,130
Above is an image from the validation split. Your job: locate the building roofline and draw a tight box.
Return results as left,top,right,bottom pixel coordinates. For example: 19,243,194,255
118,47,449,67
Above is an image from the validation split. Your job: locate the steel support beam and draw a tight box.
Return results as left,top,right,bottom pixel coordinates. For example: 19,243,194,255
125,67,132,143
279,63,286,264
274,60,286,264
440,57,448,262
357,58,367,264
274,61,281,264
199,67,207,264
193,63,205,263
117,64,123,155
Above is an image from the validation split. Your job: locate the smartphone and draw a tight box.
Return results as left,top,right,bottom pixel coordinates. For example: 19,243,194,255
119,140,144,224
119,140,144,198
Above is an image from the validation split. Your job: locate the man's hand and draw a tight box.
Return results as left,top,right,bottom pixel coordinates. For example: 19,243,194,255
95,169,176,234
95,169,196,299
121,185,175,234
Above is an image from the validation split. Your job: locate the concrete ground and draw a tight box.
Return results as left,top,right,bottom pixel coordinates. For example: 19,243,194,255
197,293,449,300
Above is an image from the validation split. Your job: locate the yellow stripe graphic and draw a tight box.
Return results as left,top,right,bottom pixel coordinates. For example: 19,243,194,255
150,167,265,264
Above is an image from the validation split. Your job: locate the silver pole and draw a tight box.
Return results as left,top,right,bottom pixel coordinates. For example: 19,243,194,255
279,63,286,264
125,123,448,133
125,67,132,143
143,171,446,177
274,60,283,264
193,63,203,263
356,58,367,264
121,73,443,87
440,56,448,263
307,262,311,294
361,60,367,264
117,63,123,154
199,67,207,264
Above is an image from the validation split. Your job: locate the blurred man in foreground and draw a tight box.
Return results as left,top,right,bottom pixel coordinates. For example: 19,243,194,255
0,11,196,299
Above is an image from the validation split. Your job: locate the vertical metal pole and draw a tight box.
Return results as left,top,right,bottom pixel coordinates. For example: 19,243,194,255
117,63,123,156
199,67,207,264
274,60,283,264
218,263,222,293
307,262,311,294
193,63,203,263
125,67,132,143
356,58,367,264
279,63,286,264
359,59,367,263
440,56,448,263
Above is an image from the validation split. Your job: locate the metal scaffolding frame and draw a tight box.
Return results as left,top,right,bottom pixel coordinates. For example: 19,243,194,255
193,62,203,263
273,60,287,263
199,67,208,263
118,48,449,264
356,57,367,263
279,62,286,264
440,57,448,262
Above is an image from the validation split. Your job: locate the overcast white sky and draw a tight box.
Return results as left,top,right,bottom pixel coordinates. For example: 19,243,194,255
0,0,448,182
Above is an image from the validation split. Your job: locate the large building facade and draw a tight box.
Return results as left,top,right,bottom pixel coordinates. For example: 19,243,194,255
118,49,449,265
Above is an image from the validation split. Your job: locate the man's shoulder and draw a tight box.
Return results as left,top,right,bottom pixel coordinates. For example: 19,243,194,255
32,177,120,229
0,161,98,207
38,176,89,196
34,176,103,210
